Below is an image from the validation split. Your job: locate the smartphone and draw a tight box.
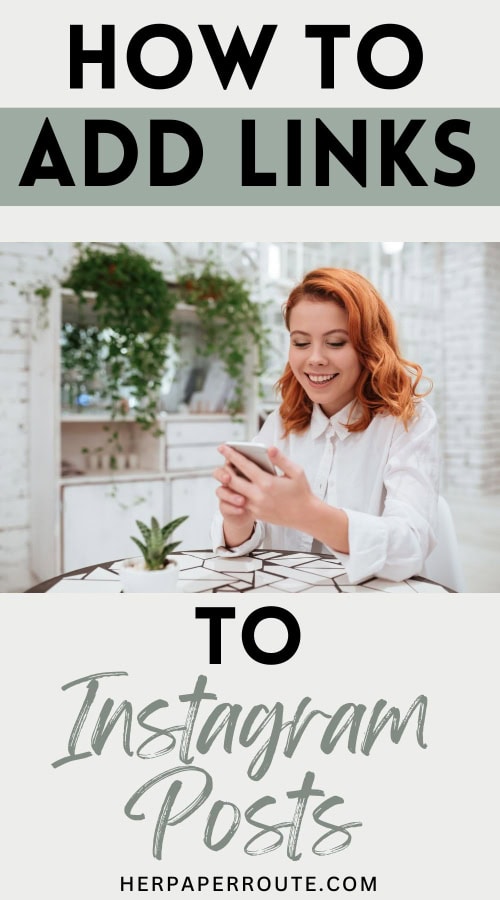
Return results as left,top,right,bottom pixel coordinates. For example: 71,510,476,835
225,441,277,476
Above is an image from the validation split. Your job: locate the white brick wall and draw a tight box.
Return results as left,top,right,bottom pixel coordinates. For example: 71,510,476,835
0,242,73,591
384,242,500,496
440,243,500,494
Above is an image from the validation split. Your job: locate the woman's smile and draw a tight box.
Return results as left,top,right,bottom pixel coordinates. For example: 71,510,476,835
306,372,339,384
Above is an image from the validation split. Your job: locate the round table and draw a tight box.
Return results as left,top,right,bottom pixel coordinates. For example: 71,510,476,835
26,549,454,593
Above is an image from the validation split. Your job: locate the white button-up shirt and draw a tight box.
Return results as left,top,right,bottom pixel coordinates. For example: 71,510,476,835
212,399,439,583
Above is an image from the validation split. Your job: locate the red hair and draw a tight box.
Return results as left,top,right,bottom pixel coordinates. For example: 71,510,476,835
276,268,430,435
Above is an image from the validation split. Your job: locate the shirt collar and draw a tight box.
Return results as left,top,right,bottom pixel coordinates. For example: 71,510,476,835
310,400,359,441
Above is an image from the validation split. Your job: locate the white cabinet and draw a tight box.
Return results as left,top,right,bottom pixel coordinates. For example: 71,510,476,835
164,418,246,446
165,418,246,470
62,478,165,571
29,288,258,581
169,475,220,550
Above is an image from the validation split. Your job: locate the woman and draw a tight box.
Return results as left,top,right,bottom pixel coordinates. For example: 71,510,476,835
212,268,439,583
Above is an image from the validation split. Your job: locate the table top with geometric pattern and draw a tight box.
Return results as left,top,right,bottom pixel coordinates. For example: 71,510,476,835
26,549,452,593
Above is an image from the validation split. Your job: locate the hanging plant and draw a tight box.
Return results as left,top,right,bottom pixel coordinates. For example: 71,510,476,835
62,246,269,437
61,321,102,380
176,260,269,414
63,244,177,431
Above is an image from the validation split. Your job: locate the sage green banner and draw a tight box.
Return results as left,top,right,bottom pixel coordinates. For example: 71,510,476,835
1,108,498,204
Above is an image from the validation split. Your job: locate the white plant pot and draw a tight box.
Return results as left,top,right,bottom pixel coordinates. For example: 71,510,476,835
118,558,180,593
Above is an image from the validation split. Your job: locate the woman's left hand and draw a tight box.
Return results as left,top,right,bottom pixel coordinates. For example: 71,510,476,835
216,444,314,529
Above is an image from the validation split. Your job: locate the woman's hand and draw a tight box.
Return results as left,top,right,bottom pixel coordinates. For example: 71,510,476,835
213,452,256,546
213,444,349,553
214,444,315,530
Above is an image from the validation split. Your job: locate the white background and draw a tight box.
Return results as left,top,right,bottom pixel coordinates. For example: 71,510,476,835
1,4,499,897
1,593,498,900
0,0,496,107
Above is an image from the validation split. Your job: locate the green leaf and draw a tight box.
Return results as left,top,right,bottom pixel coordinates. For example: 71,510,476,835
161,515,189,539
131,514,189,569
135,520,151,543
130,536,148,558
164,540,182,555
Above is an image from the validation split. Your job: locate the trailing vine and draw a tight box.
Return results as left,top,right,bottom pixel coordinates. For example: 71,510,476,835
33,283,52,330
60,247,268,450
63,243,176,432
176,260,269,414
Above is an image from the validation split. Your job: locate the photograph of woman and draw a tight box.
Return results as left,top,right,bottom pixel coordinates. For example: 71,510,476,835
213,267,463,590
2,241,496,593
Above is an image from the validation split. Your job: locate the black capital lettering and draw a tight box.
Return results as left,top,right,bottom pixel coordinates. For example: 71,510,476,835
19,118,75,186
381,119,427,186
241,120,276,186
127,25,193,89
241,606,300,665
199,24,277,90
287,120,302,186
305,25,350,89
70,24,115,89
316,118,367,187
434,119,475,186
85,120,138,186
150,120,203,185
358,24,423,89
195,607,236,664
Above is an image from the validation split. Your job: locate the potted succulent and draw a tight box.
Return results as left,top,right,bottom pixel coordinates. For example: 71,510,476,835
119,515,188,593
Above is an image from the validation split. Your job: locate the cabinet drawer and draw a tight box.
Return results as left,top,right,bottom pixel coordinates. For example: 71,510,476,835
164,419,246,446
166,444,222,471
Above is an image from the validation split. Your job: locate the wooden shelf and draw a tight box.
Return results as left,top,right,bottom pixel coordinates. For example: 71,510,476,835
59,471,163,486
59,466,216,487
60,411,245,424
61,413,139,424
